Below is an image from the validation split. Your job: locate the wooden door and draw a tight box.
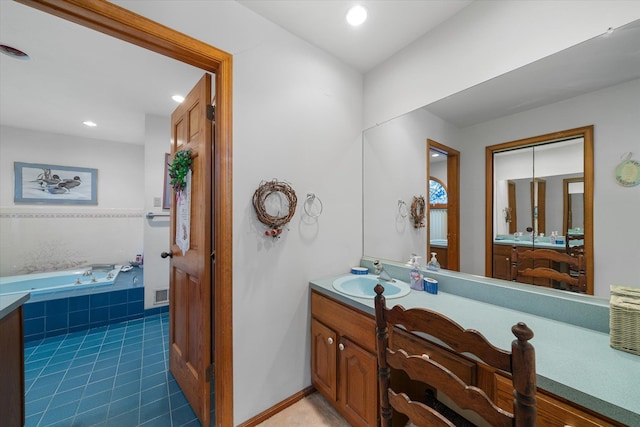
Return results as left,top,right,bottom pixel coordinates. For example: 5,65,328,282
339,337,378,427
169,73,213,427
311,319,337,402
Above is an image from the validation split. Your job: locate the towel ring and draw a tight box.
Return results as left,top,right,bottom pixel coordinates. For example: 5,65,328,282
398,200,408,218
304,193,323,218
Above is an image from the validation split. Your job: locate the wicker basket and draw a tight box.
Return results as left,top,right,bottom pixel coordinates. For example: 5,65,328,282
610,285,640,355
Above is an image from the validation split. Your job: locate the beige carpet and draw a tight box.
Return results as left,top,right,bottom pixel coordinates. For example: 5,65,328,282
256,392,351,426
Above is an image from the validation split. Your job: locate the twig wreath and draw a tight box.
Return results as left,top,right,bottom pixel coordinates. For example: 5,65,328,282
411,195,425,228
169,150,192,193
252,179,297,237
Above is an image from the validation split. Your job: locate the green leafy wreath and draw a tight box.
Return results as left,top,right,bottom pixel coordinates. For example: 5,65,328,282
169,149,192,193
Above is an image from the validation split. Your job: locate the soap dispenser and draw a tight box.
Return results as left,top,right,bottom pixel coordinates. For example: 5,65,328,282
409,255,423,290
427,252,440,271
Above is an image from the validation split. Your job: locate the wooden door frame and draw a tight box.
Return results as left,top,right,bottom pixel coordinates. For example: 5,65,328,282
17,1,234,425
426,139,460,271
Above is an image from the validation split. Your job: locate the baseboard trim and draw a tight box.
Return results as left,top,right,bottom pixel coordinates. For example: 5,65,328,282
237,386,316,427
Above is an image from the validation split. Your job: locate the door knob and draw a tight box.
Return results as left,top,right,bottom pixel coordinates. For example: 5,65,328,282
161,251,173,258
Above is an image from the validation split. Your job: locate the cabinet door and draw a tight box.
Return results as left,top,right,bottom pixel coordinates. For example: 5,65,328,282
338,337,378,427
493,245,512,280
311,319,337,402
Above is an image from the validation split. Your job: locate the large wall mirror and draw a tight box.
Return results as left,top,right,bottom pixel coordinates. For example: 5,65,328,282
362,18,639,298
485,126,594,294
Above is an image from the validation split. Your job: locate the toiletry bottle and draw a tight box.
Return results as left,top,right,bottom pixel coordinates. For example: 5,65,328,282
427,252,440,271
409,255,423,290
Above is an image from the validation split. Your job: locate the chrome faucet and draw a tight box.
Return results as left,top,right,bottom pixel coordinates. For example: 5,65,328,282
373,260,395,283
82,268,92,276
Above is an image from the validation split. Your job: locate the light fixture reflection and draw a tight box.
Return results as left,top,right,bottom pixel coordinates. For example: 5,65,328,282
172,95,185,103
83,121,97,127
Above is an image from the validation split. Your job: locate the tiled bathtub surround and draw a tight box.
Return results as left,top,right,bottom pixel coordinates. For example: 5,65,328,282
23,287,147,341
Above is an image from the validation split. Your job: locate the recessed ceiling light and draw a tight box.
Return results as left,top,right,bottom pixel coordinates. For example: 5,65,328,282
172,95,185,103
83,121,97,127
0,44,30,60
346,5,367,27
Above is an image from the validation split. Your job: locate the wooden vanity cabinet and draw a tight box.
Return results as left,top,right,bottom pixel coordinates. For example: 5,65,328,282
0,306,25,427
494,374,624,427
311,289,625,427
311,291,378,427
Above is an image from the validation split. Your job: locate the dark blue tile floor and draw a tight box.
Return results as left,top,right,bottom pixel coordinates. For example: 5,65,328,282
24,312,201,426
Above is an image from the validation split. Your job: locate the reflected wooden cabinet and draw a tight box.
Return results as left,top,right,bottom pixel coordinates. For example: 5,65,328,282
493,244,555,286
430,246,448,270
493,244,513,280
311,291,378,427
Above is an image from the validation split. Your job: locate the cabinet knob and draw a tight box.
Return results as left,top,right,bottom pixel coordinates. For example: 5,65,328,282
327,337,333,345
338,343,345,351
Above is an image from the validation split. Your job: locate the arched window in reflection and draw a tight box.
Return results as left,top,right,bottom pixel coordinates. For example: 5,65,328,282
429,177,447,240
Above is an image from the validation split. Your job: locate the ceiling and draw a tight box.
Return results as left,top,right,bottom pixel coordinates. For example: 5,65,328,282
236,0,473,72
1,1,638,146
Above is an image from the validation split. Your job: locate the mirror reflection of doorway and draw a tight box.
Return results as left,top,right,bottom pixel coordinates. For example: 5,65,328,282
427,139,460,271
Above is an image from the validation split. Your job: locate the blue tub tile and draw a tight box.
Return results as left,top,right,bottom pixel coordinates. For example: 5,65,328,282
110,289,128,305
90,292,110,308
127,301,144,316
46,313,68,332
128,287,144,302
90,306,109,323
44,329,68,339
25,332,45,343
24,317,45,336
45,298,69,315
69,295,90,312
109,303,128,321
23,301,45,318
69,309,89,327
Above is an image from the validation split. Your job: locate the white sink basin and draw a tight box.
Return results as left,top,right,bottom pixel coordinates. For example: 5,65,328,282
332,274,411,299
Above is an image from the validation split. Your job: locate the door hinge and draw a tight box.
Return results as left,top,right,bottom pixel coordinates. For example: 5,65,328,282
206,364,214,382
207,104,215,121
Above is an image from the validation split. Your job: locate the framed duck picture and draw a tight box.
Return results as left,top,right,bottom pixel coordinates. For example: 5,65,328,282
14,161,98,204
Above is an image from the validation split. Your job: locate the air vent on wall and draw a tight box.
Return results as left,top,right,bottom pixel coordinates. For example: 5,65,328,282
154,289,169,304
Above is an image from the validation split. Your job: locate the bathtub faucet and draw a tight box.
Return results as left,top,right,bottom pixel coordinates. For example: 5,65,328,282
82,268,92,276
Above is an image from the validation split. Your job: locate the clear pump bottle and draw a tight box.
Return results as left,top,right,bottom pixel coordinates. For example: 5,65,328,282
427,252,440,271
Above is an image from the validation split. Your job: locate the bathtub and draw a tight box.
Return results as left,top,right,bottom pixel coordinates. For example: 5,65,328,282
0,266,121,297
0,266,156,341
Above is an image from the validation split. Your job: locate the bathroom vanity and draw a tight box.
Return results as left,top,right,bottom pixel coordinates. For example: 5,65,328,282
0,292,29,427
310,262,639,427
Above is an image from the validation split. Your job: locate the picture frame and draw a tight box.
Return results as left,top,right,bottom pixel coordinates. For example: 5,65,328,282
14,161,97,204
162,153,171,209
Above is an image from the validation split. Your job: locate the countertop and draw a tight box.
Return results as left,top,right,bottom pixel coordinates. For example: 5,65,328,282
310,268,640,426
0,292,30,320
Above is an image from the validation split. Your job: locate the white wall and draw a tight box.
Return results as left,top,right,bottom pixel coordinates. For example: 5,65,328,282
0,125,144,275
143,114,171,309
458,79,640,296
364,1,640,128
363,108,458,261
113,1,364,423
